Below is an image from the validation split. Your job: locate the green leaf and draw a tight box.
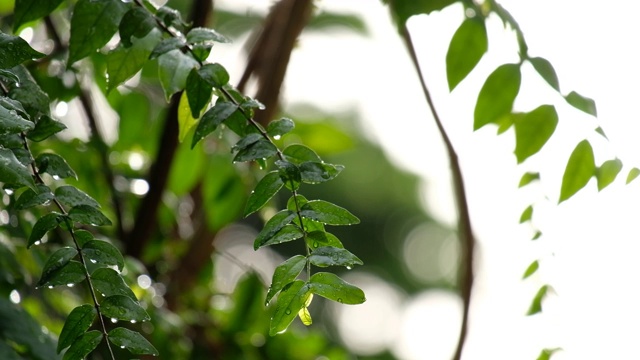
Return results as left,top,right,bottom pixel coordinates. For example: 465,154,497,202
596,159,622,191
276,160,302,191
387,0,457,29
300,200,360,225
106,29,161,92
287,194,308,212
177,91,198,143
565,91,597,117
306,230,343,249
13,0,65,31
119,7,157,47
108,328,158,356
532,230,542,241
37,247,78,287
266,255,306,306
259,225,305,248
68,0,128,64
15,184,54,209
186,27,230,44
0,103,34,135
518,172,540,188
73,229,94,248
283,144,321,164
627,167,640,184
149,37,185,59
446,18,487,91
522,260,539,280
90,268,136,300
269,280,311,336
0,32,45,69
529,57,560,91
514,105,558,163
537,348,562,360
519,205,533,223
100,295,150,322
198,63,230,88
156,6,186,30
57,304,96,354
55,185,100,209
253,210,296,250
298,293,313,326
192,101,238,148
244,171,284,216
233,138,277,162
26,115,66,142
309,272,366,304
0,97,29,119
527,284,550,315
267,118,295,138
35,153,76,179
38,260,85,288
559,140,595,203
82,240,125,271
62,331,102,360
0,148,35,190
300,161,344,184
308,246,363,268
29,212,62,247
157,50,199,100
240,98,265,112
68,205,112,226
474,63,521,130
186,68,213,118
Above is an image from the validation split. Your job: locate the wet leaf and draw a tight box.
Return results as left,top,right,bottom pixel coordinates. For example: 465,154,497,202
192,102,238,148
177,91,198,143
68,205,112,226
55,185,100,209
559,140,595,203
37,247,78,287
300,161,344,184
186,27,230,44
158,50,198,100
13,0,65,31
15,184,54,210
259,225,305,248
266,255,306,305
91,268,136,300
0,32,45,69
198,63,229,88
149,37,185,59
276,160,301,191
282,144,321,164
119,7,156,47
309,272,365,304
308,246,363,268
26,115,66,142
0,148,36,190
186,68,212,118
269,280,311,336
305,230,343,249
300,200,360,226
28,212,62,247
38,260,85,288
298,293,313,326
100,295,149,322
57,304,96,354
108,328,158,356
61,330,102,360
82,240,125,271
233,138,277,162
446,18,487,91
35,153,76,179
267,118,295,138
0,103,34,135
106,30,161,92
244,171,284,216
253,210,296,250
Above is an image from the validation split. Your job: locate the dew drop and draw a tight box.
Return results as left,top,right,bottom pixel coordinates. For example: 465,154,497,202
66,283,74,288
89,259,97,264
110,318,118,323
120,345,125,349
130,320,136,324
312,242,319,248
47,285,54,289
34,241,41,246
337,298,343,303
346,266,352,270
285,309,291,315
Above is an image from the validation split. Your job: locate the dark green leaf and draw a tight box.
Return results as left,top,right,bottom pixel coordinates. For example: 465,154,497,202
57,304,96,354
55,185,100,208
0,97,28,119
306,230,343,249
119,7,157,47
522,260,539,280
106,30,161,92
474,63,521,130
300,161,344,184
13,0,65,31
233,138,277,162
529,57,560,91
192,101,238,148
35,153,76,179
15,184,54,209
253,210,296,250
0,103,34,135
387,0,457,29
267,118,295,138
537,348,562,360
518,172,540,188
527,284,550,315
108,328,158,356
74,230,94,248
240,98,265,111
7,75,50,119
269,280,311,336
266,255,306,306
627,167,640,184
82,240,125,271
0,298,60,360
259,225,305,248
37,247,78,287
11,148,31,167
28,212,62,247
186,68,212,118
446,18,487,91
283,144,321,164
309,272,366,304
90,268,136,300
38,260,85,288
0,32,45,69
68,205,112,226
300,200,360,225
565,91,597,117
157,50,199,100
186,27,230,44
61,330,102,360
308,246,363,268
0,133,22,148
519,205,533,223
156,6,186,30
559,140,595,203
596,159,622,191
198,63,230,88
244,171,284,217
27,115,66,142
276,160,301,191
149,37,185,59
0,341,22,360
514,105,558,163
68,0,128,64
191,43,213,62
101,295,149,322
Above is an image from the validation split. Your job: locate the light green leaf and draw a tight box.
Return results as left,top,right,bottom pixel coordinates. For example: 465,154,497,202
118,7,157,47
177,91,198,143
0,148,36,190
300,200,360,226
15,184,54,209
282,144,321,164
298,293,313,326
532,230,542,241
55,185,100,209
157,49,199,100
446,18,487,91
57,304,96,354
308,246,363,268
529,57,560,91
198,63,230,88
519,205,533,223
266,255,306,306
186,68,213,118
596,159,622,191
306,230,343,249
108,328,158,356
13,0,65,31
0,32,45,69
559,140,595,203
0,103,34,135
74,230,94,247
186,27,230,44
300,161,344,184
287,194,308,212
474,63,521,130
100,295,150,322
309,272,366,304
514,105,558,163
244,171,284,217
82,240,125,271
267,118,295,138
38,260,85,288
253,210,296,250
68,0,128,64
518,172,540,188
28,212,62,247
527,284,550,315
35,153,76,179
565,91,597,117
537,348,562,360
27,115,66,142
269,280,311,336
37,247,78,287
68,205,112,226
61,330,102,360
522,260,539,280
106,29,161,92
627,167,640,184
192,101,238,148
90,268,136,300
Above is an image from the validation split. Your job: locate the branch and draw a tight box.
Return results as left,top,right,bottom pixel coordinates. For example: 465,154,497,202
400,25,476,360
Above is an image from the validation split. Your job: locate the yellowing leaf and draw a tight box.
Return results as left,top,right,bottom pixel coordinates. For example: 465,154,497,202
298,293,313,326
178,91,199,143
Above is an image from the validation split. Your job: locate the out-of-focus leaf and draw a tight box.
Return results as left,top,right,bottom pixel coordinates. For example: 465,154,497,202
157,50,198,100
522,260,539,279
300,200,360,225
596,159,622,191
446,18,487,91
27,115,66,142
0,32,45,69
192,101,238,148
518,172,540,188
61,330,102,360
627,167,640,184
309,272,365,304
13,0,65,31
386,0,458,30
308,246,363,268
527,284,550,315
57,304,96,353
519,205,533,223
474,64,521,130
559,140,595,203
244,171,284,216
307,11,368,35
514,105,558,163
0,148,36,190
266,255,306,306
537,348,562,360
565,91,597,117
529,57,560,91
108,328,158,356
100,295,149,322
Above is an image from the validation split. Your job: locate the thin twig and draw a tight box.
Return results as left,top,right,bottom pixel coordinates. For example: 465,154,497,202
399,25,476,360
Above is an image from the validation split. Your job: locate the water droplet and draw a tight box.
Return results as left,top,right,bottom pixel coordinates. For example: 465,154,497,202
346,266,352,270
110,318,118,323
34,241,41,246
273,135,281,140
337,298,343,303
66,283,74,288
312,242,319,248
120,345,125,349
130,320,136,324
285,309,291,315
47,285,54,289
89,259,97,264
